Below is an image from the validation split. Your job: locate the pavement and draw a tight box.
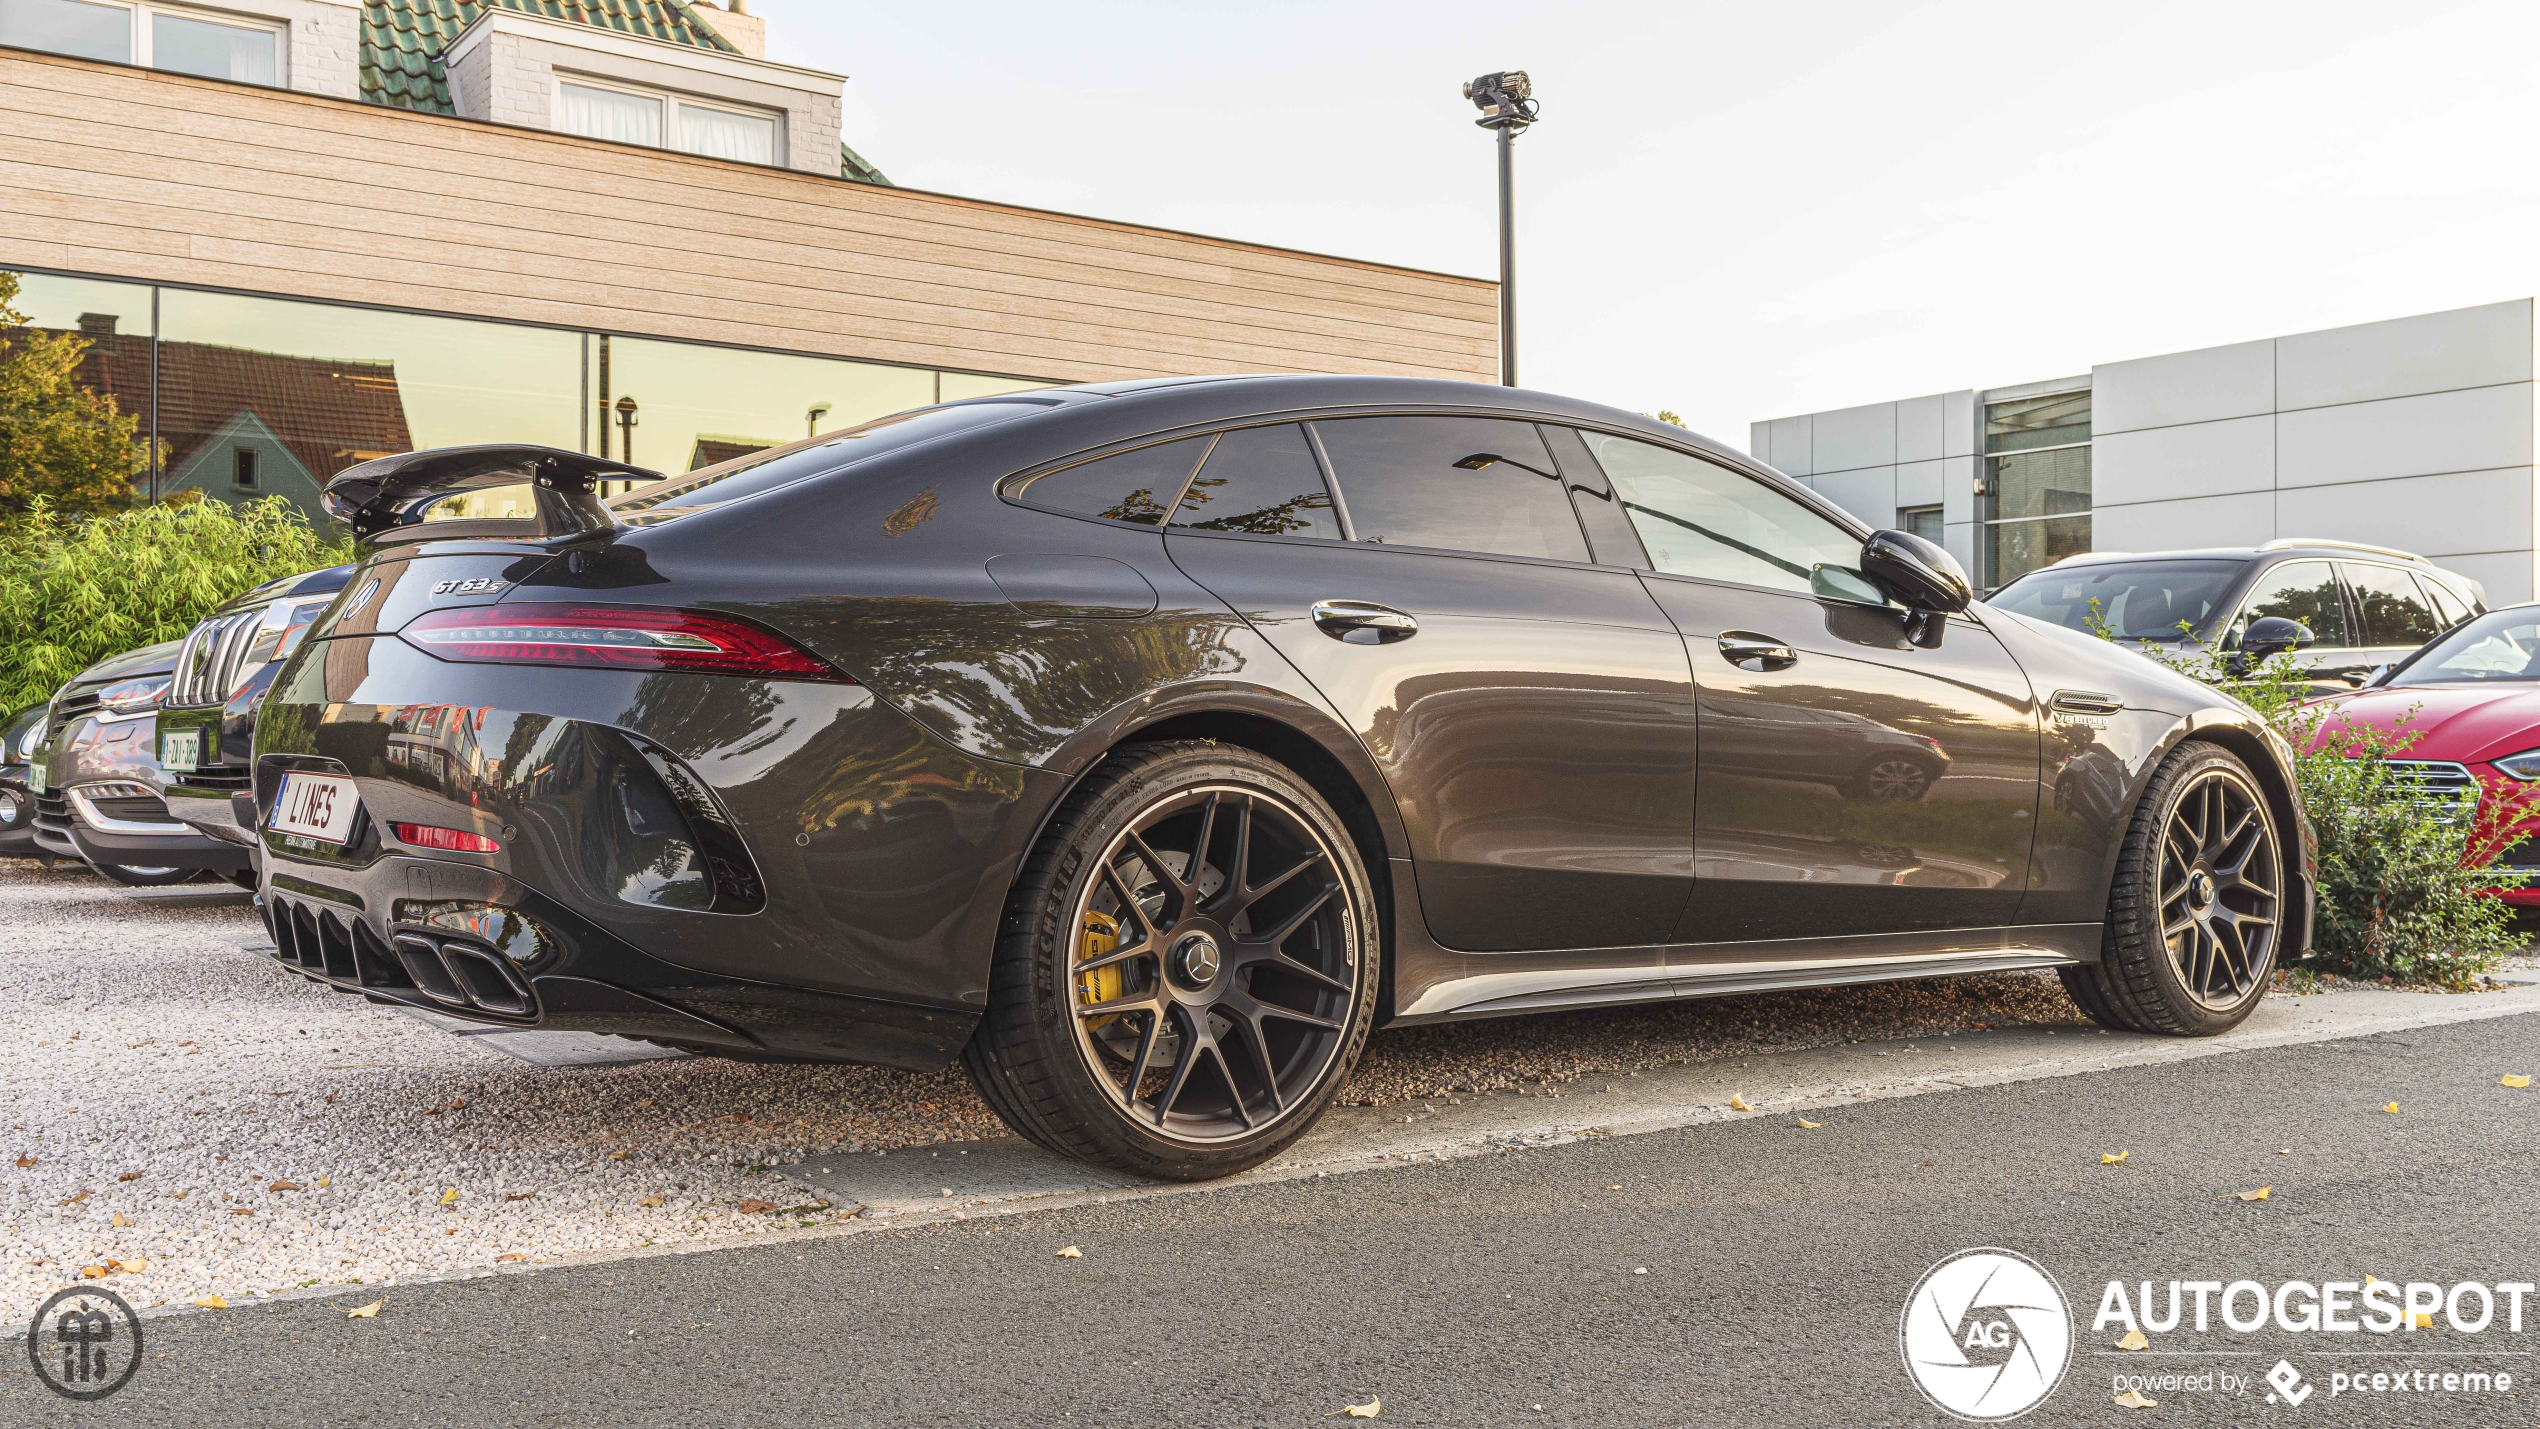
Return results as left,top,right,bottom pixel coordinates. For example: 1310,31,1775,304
6,975,2537,1425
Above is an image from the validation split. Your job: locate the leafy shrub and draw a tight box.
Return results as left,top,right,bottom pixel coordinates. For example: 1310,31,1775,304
0,496,347,714
2098,619,2523,989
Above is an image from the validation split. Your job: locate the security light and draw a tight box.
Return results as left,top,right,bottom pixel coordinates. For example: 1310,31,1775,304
1462,71,1537,130
1460,69,1540,386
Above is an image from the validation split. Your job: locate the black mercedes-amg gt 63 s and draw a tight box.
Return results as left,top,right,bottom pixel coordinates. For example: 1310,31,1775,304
254,376,2313,1179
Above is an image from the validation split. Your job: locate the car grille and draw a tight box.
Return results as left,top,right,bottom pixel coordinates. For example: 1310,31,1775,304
42,689,99,743
180,767,254,792
2386,760,2478,813
2494,837,2540,869
169,608,266,708
264,891,537,1020
33,791,70,830
81,785,171,823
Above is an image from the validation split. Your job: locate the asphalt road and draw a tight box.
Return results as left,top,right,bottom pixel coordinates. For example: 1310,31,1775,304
8,1011,2537,1428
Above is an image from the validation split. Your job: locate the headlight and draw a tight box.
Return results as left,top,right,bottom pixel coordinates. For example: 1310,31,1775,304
2490,749,2540,781
95,676,172,717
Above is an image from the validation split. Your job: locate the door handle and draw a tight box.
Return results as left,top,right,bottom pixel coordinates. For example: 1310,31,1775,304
1717,632,1798,671
1311,599,1418,644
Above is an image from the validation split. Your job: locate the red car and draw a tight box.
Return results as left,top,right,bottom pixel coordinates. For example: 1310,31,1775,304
2310,603,2540,904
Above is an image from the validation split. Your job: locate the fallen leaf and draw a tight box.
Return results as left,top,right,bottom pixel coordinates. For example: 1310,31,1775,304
2412,1311,2436,1329
117,1171,141,1182
1796,1118,1822,1130
2385,1102,2399,1114
269,1180,301,1193
2231,1186,2272,1202
1728,1094,1754,1112
79,1265,108,1279
59,1188,90,1205
448,1100,464,1111
439,1188,459,1205
2116,1329,2150,1351
2365,1274,2381,1286
639,1195,664,1209
111,1212,130,1228
504,1192,535,1202
110,1257,146,1274
317,1175,331,1189
346,1300,381,1319
194,1295,227,1309
12,1154,32,1169
230,1208,254,1216
2113,1388,2157,1409
737,1198,776,1214
1056,1245,1083,1259
2102,1151,2129,1165
607,1150,629,1162
636,1099,655,1108
2502,1074,2532,1089
1340,1395,1381,1419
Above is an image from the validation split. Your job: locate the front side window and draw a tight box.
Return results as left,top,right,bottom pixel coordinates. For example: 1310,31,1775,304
678,103,776,164
1990,559,2239,641
150,8,271,83
1581,432,1858,594
1021,436,1208,526
2228,560,2347,649
1167,424,1339,538
1,0,129,61
1313,416,1587,562
560,82,663,147
2345,563,2443,647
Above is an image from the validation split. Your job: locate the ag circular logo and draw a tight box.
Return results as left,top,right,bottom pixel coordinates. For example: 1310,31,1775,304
27,1284,144,1401
1900,1248,2072,1421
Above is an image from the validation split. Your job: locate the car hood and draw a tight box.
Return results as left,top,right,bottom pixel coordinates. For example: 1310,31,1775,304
2307,682,2540,764
71,637,184,686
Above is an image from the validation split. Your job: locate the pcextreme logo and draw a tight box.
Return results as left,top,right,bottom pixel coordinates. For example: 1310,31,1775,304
1900,1248,2074,1421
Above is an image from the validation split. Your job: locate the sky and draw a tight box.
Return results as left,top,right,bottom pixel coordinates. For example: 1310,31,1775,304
751,0,2540,449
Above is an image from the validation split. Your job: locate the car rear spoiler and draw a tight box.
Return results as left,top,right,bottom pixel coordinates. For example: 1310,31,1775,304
320,445,661,545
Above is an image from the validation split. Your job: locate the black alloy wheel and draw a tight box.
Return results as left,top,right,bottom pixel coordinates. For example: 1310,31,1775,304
965,742,1378,1180
2062,741,2284,1036
91,863,196,888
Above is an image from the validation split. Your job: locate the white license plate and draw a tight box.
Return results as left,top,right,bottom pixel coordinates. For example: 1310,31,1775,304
267,772,360,845
27,754,45,797
162,729,200,773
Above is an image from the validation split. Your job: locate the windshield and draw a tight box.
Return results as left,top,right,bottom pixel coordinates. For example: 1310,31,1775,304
1990,559,2242,640
608,400,1054,526
2386,608,2540,685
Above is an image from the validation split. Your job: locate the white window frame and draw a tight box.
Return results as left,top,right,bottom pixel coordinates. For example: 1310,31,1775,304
551,71,784,167
28,0,291,85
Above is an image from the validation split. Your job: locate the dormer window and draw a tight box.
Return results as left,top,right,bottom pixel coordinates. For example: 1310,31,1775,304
558,77,779,167
0,0,280,85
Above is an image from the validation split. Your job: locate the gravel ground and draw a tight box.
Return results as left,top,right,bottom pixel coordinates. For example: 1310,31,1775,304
4,857,2106,1321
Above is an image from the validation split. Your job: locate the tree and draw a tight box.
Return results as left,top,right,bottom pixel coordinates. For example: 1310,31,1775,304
0,271,144,519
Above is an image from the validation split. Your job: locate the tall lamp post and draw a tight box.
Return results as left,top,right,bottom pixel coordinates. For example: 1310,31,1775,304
1462,70,1538,388
806,400,832,438
614,395,640,473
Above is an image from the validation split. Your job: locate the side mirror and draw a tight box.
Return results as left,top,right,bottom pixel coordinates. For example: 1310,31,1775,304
1860,530,1972,614
2363,663,2394,689
2243,616,2315,660
1809,564,1888,607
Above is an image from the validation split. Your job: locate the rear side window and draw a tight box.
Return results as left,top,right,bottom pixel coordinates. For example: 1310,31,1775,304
1021,436,1209,525
2233,560,2348,648
1168,424,1340,538
2345,563,2444,646
1314,416,1588,562
2419,574,2472,627
1580,432,1857,594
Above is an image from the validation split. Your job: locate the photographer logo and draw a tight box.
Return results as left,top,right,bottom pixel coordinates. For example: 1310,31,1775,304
1901,1248,2073,1421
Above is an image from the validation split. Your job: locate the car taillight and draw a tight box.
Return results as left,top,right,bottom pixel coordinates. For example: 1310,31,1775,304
398,603,851,682
390,822,501,854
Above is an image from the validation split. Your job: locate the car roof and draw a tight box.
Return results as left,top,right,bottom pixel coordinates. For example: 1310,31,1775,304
2034,543,2445,573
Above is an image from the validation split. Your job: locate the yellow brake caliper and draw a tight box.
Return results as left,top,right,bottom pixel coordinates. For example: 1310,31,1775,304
1078,908,1123,1031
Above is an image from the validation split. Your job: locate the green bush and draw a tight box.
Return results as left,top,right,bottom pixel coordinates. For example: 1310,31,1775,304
2098,617,2523,989
0,496,348,714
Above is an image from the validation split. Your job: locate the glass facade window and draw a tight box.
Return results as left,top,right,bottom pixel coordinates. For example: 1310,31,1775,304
0,0,130,63
3,265,1053,529
1900,504,1943,543
1981,388,2090,589
150,9,271,83
560,82,663,147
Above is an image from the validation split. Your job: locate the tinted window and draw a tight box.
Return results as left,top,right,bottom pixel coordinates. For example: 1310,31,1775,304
2419,573,2472,627
610,402,1048,526
1990,559,2239,640
2346,563,2443,647
1022,437,1208,525
1168,424,1339,538
2389,609,2540,685
1314,417,1588,562
2230,560,2347,648
1580,433,1857,593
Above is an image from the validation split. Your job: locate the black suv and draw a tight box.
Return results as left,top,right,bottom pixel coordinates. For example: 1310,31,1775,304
1990,541,2485,688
